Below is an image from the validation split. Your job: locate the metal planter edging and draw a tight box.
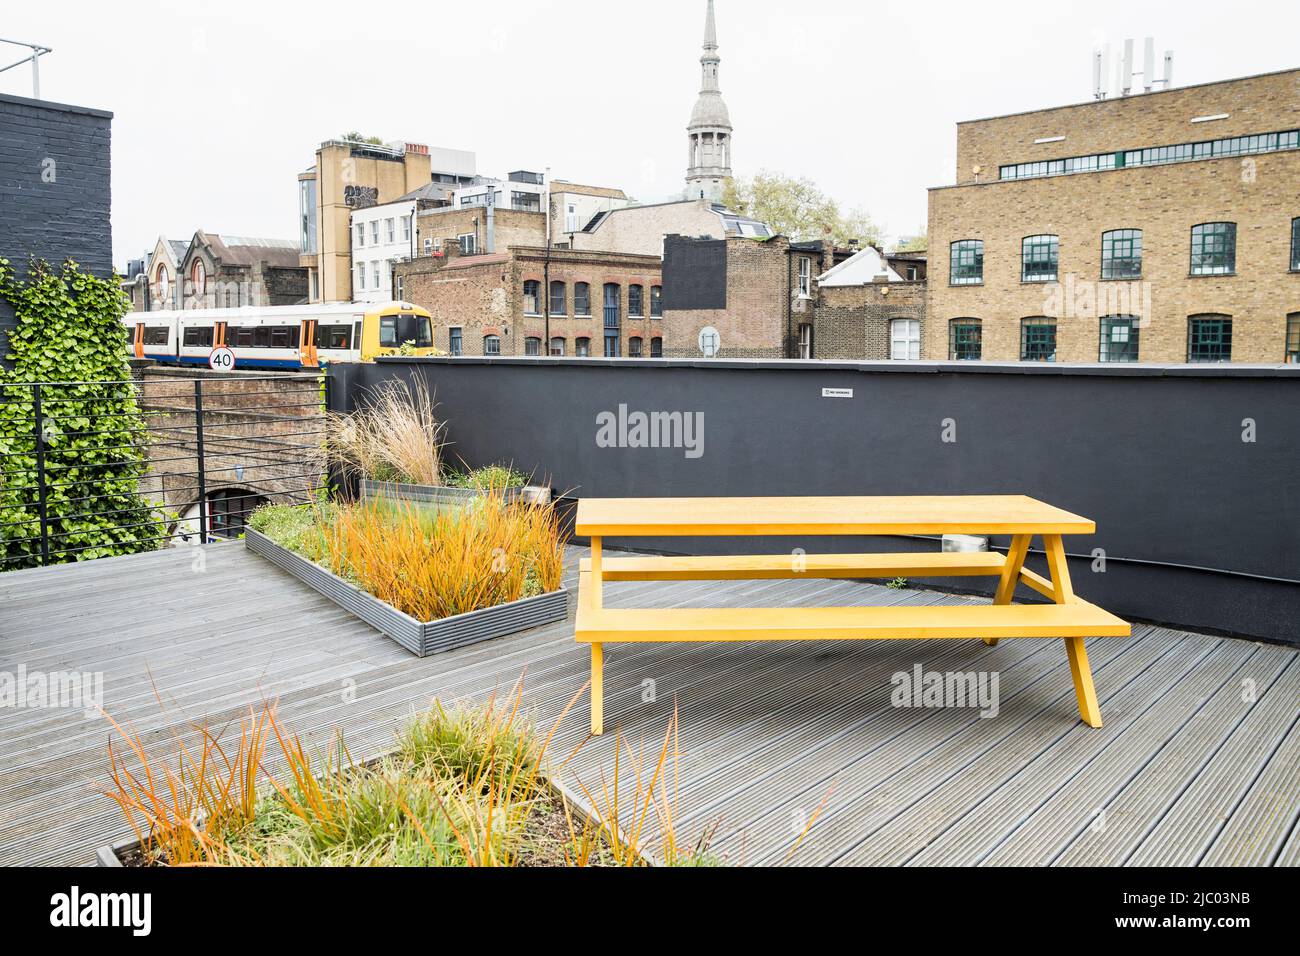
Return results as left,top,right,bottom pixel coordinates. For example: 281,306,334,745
244,528,568,657
358,479,525,506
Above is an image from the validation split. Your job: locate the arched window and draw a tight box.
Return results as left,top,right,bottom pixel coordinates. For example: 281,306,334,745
483,334,501,356
628,336,643,358
191,259,207,295
523,280,541,315
206,489,268,540
650,336,663,358
549,280,566,316
1187,314,1232,362
524,337,542,356
1190,223,1236,275
949,318,981,360
889,318,921,360
155,265,170,305
1101,229,1142,279
603,283,621,357
1286,313,1299,363
1099,316,1140,362
574,336,591,357
1020,317,1056,362
628,284,644,316
573,282,591,316
949,240,983,285
1021,235,1058,283
1291,218,1300,271
650,285,663,317
549,336,565,356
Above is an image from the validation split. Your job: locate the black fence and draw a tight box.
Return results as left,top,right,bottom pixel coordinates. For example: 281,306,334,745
0,374,325,571
331,356,1300,645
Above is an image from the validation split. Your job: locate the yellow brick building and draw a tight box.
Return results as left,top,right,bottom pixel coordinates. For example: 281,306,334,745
927,68,1300,363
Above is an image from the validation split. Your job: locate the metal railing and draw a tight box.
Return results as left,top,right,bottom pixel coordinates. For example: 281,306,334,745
0,374,326,571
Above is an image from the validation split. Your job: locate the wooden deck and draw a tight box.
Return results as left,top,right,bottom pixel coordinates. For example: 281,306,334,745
1,541,1296,866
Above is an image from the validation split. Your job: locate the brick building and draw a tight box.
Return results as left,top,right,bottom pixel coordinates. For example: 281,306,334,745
812,245,927,360
394,242,663,358
928,67,1300,363
176,231,308,309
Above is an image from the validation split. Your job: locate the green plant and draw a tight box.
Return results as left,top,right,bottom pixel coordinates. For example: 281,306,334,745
887,576,909,589
444,463,529,491
0,257,165,569
319,377,445,485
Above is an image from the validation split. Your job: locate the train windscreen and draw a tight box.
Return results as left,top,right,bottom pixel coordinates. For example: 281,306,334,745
380,313,433,348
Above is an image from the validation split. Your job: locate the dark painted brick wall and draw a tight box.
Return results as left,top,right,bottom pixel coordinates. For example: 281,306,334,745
662,235,726,310
332,357,1300,645
0,93,113,360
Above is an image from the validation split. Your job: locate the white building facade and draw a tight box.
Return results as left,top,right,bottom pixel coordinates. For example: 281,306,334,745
349,199,417,303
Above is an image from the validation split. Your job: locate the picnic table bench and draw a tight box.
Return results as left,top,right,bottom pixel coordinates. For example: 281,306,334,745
573,495,1130,735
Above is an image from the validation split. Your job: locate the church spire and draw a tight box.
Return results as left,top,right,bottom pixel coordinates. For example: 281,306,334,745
686,0,732,202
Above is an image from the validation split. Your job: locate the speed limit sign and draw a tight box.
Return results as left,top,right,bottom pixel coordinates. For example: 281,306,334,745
208,346,236,372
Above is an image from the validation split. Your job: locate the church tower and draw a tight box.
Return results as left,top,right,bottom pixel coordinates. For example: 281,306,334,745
686,0,732,202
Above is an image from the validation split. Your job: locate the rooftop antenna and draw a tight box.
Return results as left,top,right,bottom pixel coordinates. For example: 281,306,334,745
0,37,52,98
1093,37,1173,99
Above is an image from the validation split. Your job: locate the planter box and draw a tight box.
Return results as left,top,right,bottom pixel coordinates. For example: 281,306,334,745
359,479,527,507
244,528,568,657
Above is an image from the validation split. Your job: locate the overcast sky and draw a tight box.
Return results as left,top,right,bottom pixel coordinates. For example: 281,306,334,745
4,0,1298,268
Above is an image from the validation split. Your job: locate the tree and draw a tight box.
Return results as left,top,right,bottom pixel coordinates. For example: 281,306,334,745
893,233,928,253
341,131,384,145
722,171,880,247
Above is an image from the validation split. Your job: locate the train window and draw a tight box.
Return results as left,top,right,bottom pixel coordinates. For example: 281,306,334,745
380,313,432,348
183,326,214,348
380,315,397,346
268,326,299,349
315,324,351,349
143,326,170,345
253,327,270,348
229,326,255,347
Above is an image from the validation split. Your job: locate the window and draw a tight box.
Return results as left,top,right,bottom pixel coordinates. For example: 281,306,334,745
1291,218,1300,270
603,283,621,357
206,490,268,540
1187,315,1232,362
183,326,214,348
628,284,644,316
574,282,591,316
299,178,317,254
315,324,352,350
144,326,170,346
511,191,541,212
628,336,643,358
949,240,983,285
525,337,542,356
575,337,591,357
356,223,365,248
155,267,170,306
268,326,298,349
1287,314,1300,363
1101,229,1143,279
372,261,380,292
797,256,812,297
949,319,982,360
228,326,254,347
356,265,365,291
650,337,663,358
370,221,379,245
448,327,463,356
386,218,395,243
483,334,501,356
1190,222,1236,275
650,285,662,317
1099,316,1140,362
423,237,433,255
798,323,813,359
402,216,412,242
1021,235,1059,283
190,259,207,295
549,280,566,316
1021,317,1057,362
379,313,432,348
522,280,541,315
458,233,477,255
395,274,404,301
565,203,579,232
906,266,918,281
549,336,565,356
890,319,921,360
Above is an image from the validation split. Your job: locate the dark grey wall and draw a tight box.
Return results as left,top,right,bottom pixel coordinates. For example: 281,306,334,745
662,235,726,310
331,357,1300,645
0,93,113,359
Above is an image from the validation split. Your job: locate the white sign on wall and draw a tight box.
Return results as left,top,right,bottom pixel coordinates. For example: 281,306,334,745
208,347,236,372
698,326,721,358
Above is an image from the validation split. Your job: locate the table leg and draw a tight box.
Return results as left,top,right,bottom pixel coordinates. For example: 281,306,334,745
589,536,604,735
1044,533,1101,728
985,534,1031,647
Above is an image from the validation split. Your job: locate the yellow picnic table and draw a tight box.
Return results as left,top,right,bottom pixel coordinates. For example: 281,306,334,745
573,495,1130,735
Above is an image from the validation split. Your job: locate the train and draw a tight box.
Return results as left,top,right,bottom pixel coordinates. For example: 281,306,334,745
122,301,440,370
